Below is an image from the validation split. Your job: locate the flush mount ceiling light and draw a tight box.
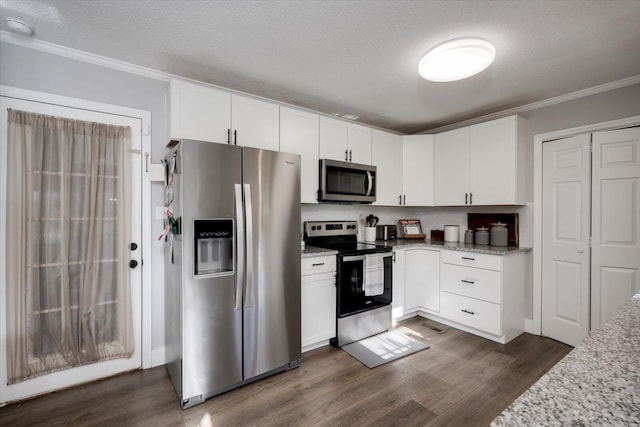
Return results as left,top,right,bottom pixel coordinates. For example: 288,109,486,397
418,38,495,82
5,18,34,36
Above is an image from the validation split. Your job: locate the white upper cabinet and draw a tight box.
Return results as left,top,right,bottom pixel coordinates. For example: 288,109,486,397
279,107,320,204
372,129,403,205
434,127,470,206
169,79,231,143
434,115,528,206
347,123,372,164
169,79,279,151
402,135,434,206
319,116,372,164
319,116,348,161
468,116,527,205
231,94,280,151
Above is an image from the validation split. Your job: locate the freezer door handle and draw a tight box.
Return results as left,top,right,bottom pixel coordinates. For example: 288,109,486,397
234,184,244,311
244,183,253,308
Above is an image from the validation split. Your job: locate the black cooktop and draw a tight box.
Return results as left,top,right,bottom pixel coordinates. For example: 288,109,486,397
312,241,391,256
303,220,392,256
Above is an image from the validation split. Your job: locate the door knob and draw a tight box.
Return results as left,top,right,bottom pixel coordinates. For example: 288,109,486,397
130,242,138,251
129,260,138,269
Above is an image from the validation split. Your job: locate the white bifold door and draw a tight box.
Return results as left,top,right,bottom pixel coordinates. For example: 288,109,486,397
542,127,640,347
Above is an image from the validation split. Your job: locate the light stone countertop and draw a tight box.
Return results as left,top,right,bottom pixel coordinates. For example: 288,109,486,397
301,239,530,258
301,245,338,258
491,294,640,426
375,238,531,256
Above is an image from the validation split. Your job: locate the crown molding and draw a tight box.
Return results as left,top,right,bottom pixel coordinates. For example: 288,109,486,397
423,74,640,134
0,30,170,82
3,30,639,136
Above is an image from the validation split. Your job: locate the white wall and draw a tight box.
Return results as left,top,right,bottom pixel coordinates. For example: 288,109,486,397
1,39,640,359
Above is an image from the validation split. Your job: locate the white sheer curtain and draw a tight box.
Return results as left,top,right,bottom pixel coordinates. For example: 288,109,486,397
5,109,134,384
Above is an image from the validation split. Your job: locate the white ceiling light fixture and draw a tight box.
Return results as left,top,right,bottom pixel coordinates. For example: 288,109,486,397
418,37,495,82
5,18,34,36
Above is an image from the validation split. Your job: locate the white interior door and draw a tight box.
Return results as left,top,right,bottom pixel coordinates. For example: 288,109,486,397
591,127,640,328
542,134,591,346
0,96,142,403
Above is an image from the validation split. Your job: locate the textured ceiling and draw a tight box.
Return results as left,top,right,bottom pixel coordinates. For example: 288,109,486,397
1,0,640,134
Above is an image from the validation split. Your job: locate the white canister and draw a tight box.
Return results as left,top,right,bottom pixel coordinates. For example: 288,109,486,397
364,227,377,242
444,225,460,242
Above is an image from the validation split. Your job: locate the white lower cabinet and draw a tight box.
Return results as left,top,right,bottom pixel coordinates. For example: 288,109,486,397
394,247,528,344
392,247,439,320
301,256,336,351
405,248,440,314
438,250,528,343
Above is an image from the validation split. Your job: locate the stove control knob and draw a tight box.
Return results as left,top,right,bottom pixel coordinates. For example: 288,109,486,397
311,226,316,230
317,225,322,230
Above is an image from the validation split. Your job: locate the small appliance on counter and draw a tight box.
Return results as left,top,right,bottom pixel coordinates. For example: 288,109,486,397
376,224,397,241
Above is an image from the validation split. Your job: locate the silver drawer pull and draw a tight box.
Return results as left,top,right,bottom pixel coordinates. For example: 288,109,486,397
461,309,475,315
311,262,325,267
461,257,475,261
461,280,475,284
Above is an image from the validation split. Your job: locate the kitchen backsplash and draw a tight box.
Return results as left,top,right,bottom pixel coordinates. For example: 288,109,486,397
301,203,533,247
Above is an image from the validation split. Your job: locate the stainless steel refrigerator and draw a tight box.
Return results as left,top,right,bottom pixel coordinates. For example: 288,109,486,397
163,139,301,409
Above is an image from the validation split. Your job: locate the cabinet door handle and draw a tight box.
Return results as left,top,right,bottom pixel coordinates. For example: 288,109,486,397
465,193,468,204
461,279,475,284
393,252,397,262
399,195,402,205
234,130,238,145
349,150,352,162
470,192,473,205
345,149,349,161
403,195,406,205
311,262,325,267
461,256,475,261
461,309,475,315
227,128,231,144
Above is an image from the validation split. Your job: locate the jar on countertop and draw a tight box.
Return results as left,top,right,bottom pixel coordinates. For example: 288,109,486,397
475,227,490,245
464,229,474,244
490,223,508,247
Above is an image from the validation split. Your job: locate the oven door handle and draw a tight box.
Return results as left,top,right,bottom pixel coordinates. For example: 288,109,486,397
341,255,366,262
341,253,391,263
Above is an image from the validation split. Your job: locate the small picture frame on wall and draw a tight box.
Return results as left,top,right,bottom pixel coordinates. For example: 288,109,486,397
398,219,426,239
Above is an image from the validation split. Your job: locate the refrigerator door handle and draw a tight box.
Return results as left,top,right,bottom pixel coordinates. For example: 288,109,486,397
243,183,253,308
234,184,244,311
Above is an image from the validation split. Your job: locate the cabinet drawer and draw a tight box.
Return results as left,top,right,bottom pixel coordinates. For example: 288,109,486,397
441,250,502,271
441,264,501,304
440,292,501,336
302,256,336,275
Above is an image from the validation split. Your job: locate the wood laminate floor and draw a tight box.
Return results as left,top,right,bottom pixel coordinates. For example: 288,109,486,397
0,317,572,427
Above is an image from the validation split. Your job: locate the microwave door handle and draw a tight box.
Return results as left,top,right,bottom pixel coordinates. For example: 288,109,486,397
234,184,244,311
366,171,373,196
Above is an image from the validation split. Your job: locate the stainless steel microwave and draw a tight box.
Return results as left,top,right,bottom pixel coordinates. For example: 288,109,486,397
318,159,376,203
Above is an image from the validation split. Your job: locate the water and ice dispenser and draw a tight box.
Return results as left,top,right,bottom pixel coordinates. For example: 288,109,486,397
194,219,234,277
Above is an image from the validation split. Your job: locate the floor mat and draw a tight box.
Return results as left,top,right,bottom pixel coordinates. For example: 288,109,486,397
341,330,429,368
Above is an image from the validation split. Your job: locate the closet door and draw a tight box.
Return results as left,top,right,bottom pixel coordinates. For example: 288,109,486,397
541,134,591,347
591,127,640,328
